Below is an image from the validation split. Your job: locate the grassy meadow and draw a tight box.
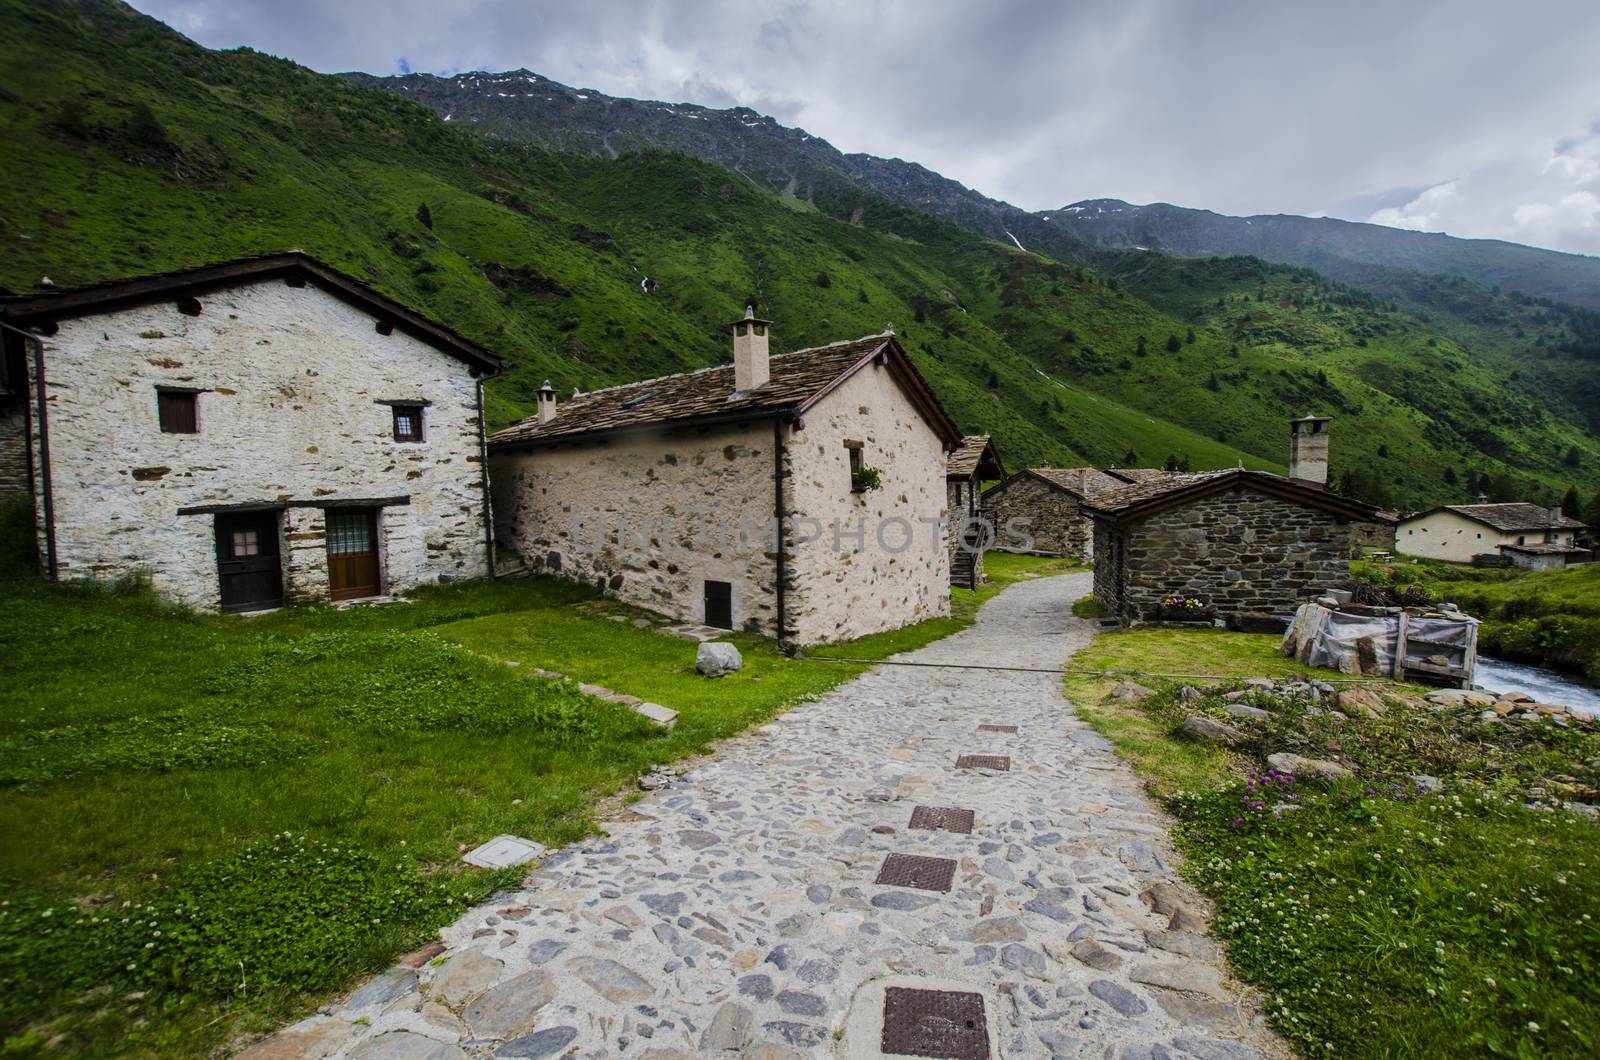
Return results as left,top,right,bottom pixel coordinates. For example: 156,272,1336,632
0,551,1074,1055
1065,620,1600,1057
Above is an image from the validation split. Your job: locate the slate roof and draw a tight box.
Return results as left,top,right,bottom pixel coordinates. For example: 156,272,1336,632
1081,468,1388,523
947,435,1005,480
0,251,503,373
1025,467,1125,498
1498,542,1586,555
1104,468,1178,484
1417,503,1587,532
489,333,961,448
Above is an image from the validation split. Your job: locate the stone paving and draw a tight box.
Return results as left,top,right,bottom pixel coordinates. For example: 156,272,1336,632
254,572,1283,1060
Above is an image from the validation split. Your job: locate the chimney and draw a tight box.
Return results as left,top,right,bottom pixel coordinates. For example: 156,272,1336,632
730,305,772,393
535,379,557,423
1288,415,1330,489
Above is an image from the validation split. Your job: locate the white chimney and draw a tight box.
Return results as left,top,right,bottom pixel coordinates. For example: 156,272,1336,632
1289,415,1330,488
535,379,557,423
730,305,772,393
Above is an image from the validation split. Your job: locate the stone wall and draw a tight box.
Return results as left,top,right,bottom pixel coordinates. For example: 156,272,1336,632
1349,519,1396,554
1097,485,1357,623
489,420,783,635
983,473,1091,559
785,360,950,643
491,358,951,646
26,279,491,609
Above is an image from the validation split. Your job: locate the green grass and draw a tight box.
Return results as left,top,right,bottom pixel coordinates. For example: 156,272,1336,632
1071,593,1107,620
1064,625,1600,1057
0,552,1071,1054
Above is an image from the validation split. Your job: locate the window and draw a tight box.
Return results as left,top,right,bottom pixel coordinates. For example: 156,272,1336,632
231,528,260,556
392,404,423,442
157,389,197,433
845,439,866,493
1518,535,1526,545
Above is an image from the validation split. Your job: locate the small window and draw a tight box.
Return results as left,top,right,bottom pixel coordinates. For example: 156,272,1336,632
158,389,197,434
845,440,866,493
393,404,424,442
231,529,259,557
1518,535,1526,545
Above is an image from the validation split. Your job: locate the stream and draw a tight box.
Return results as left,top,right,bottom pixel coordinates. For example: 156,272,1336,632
1475,656,1600,717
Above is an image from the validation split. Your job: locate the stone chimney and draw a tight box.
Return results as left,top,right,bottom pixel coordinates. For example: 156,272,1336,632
730,306,772,393
535,379,557,424
1288,415,1331,489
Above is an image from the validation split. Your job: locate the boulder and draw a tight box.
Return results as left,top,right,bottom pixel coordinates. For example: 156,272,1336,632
1425,689,1467,707
1177,717,1246,747
1462,691,1497,708
1108,681,1154,703
1265,752,1351,782
1177,686,1205,704
1336,687,1385,718
1499,691,1534,703
1221,703,1272,722
696,642,743,677
1410,774,1442,792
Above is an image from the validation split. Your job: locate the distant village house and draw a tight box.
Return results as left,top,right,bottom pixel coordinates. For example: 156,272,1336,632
945,434,1004,588
981,466,1127,561
488,311,961,646
1085,417,1391,624
1396,503,1587,569
0,253,500,611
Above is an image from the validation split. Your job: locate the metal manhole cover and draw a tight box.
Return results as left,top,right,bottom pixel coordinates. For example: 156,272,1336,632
875,852,957,892
881,986,989,1059
909,805,975,834
976,724,1017,733
955,754,1010,771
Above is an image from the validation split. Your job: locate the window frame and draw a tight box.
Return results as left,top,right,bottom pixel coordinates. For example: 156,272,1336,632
392,404,424,443
156,387,199,434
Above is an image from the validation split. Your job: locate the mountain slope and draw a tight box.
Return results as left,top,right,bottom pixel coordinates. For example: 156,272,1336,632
1055,199,1600,311
348,69,1600,312
0,0,1595,511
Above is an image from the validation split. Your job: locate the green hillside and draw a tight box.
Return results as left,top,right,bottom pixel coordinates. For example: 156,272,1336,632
0,0,1595,509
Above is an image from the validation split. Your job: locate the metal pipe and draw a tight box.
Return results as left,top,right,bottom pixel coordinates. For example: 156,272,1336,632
475,377,495,579
1,319,55,579
772,414,790,653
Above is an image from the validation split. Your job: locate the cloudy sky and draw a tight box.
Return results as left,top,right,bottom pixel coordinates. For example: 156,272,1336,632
132,0,1600,256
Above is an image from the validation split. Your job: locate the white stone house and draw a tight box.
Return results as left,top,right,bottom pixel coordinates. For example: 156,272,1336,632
1396,503,1587,566
489,311,962,646
0,253,501,611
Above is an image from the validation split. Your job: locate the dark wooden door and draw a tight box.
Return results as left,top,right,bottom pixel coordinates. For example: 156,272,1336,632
704,579,733,629
326,509,380,601
215,511,283,612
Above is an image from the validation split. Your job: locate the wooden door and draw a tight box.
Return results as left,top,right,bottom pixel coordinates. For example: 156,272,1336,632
326,509,381,601
704,579,733,629
215,511,283,612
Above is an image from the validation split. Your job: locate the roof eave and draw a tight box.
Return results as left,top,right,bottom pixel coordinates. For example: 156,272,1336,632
488,405,794,451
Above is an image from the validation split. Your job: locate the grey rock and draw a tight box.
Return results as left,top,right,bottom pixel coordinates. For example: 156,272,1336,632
1000,943,1048,977
699,1002,754,1051
775,990,826,1016
1221,704,1271,721
465,970,554,1040
872,890,937,911
1109,681,1154,703
429,950,505,1006
344,967,418,1011
350,1033,464,1060
640,892,687,916
1410,774,1442,792
738,974,774,1001
796,959,838,984
525,939,567,965
1070,939,1123,971
1023,888,1077,922
1265,752,1351,782
970,916,1028,944
566,957,653,1004
696,641,743,676
677,829,720,850
1088,979,1148,1016
494,1026,579,1059
763,1021,826,1048
1131,962,1227,999
1177,717,1245,747
1172,1037,1258,1059
805,884,831,904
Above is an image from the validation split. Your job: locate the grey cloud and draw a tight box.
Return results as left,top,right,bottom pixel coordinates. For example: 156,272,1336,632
129,0,1600,255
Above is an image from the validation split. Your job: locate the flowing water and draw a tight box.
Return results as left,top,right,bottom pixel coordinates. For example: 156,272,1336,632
1475,656,1600,716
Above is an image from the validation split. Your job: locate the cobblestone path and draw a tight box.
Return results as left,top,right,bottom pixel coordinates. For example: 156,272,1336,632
258,571,1281,1060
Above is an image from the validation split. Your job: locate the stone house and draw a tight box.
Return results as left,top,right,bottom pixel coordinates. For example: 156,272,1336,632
1085,417,1391,624
0,253,501,611
1396,503,1586,565
945,434,1004,588
982,467,1122,561
488,312,962,646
